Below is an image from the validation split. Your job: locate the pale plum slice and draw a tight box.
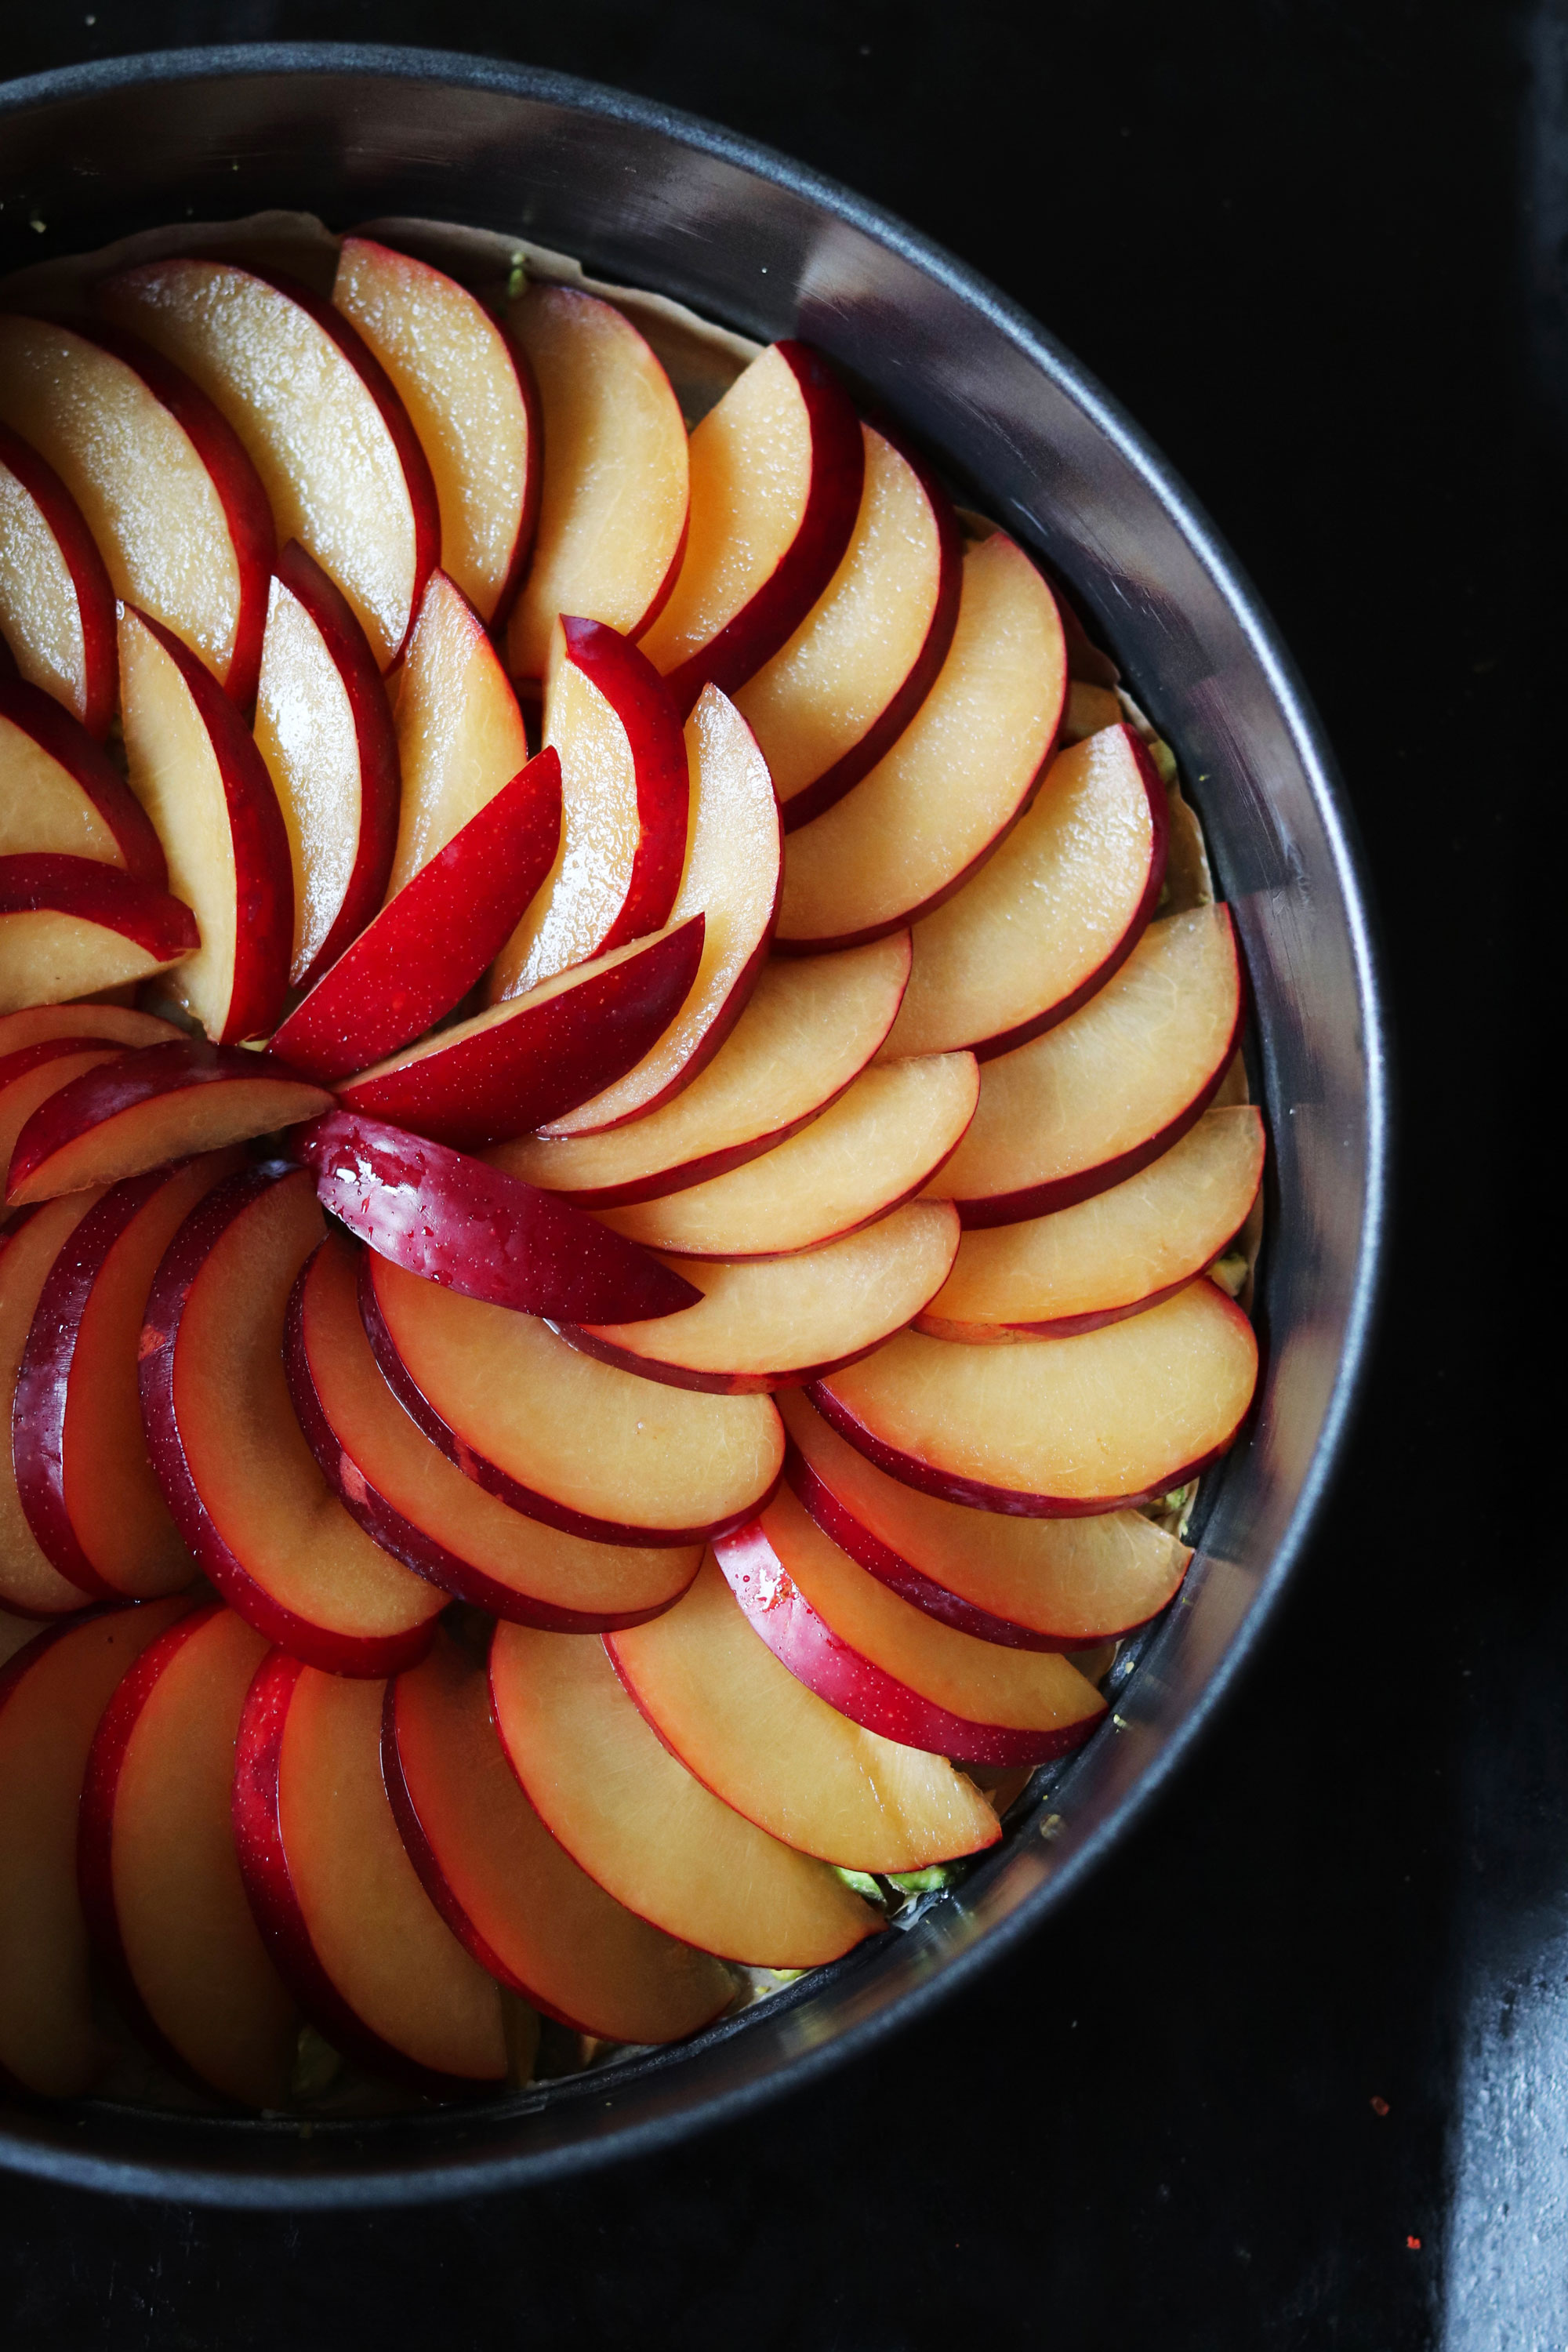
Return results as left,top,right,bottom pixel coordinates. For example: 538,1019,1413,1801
0,421,118,737
0,1595,191,2095
494,931,909,1206
488,618,689,999
387,569,533,897
118,603,293,1043
361,1251,784,1548
0,1004,180,1059
927,905,1243,1226
252,541,401,989
5,1040,330,1207
608,1552,1001,1866
525,687,781,1131
882,724,1167,1061
0,677,166,878
713,1485,1107,1764
0,315,273,704
140,1167,445,1675
13,1152,240,1600
505,287,688,683
811,1281,1259,1515
734,425,961,829
779,1390,1190,1648
336,916,704,1149
1061,681,1124,742
234,1653,508,2093
489,1618,879,1965
287,1234,700,1628
267,749,561,1083
78,1604,299,2105
2,1192,106,1618
637,343,863,717
386,1632,733,2040
776,532,1068,948
918,1106,1266,1340
333,238,539,626
100,259,439,671
0,855,198,1018
597,1052,978,1259
295,1110,697,1322
566,1201,960,1394
1,1040,126,1191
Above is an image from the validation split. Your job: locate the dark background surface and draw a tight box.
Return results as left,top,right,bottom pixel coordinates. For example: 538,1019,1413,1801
0,3,1553,2346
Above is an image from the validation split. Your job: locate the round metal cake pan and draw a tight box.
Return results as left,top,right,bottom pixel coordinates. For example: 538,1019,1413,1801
0,43,1389,2207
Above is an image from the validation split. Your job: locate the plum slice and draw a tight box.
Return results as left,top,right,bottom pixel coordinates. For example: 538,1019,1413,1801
489,1618,880,1967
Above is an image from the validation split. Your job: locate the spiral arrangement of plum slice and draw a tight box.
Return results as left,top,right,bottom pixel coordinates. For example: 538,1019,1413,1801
0,223,1261,2112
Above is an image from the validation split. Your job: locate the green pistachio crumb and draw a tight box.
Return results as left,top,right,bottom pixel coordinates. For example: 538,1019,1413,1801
833,1867,884,1902
290,2024,343,2101
1210,1250,1248,1297
1149,736,1180,787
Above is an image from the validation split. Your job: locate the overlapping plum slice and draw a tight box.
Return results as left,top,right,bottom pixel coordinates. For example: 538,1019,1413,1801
734,425,961,829
332,237,539,626
488,618,689,1000
1,1036,126,1189
0,421,117,737
918,1105,1265,1340
927,905,1243,1226
78,1604,299,2105
597,1052,977,1259
779,1391,1190,1647
713,1486,1107,1766
140,1167,445,1675
1,677,165,878
286,1233,700,1628
118,603,293,1043
234,1653,510,2095
386,568,534,898
361,1250,783,1548
494,932,909,1206
12,1152,239,1601
565,1201,960,1394
336,917,704,1149
1062,681,1126,742
268,749,561,1083
296,1109,698,1319
0,1003,180,1060
5,1040,330,1207
0,1596,191,2096
525,687,782,1133
776,532,1068,949
881,723,1167,1060
0,1022,169,1207
385,1631,733,2040
489,1618,880,1965
252,543,401,990
100,259,439,671
2,1192,107,1618
0,315,273,705
811,1281,1258,1515
504,286,689,684
608,1552,1003,1864
0,855,198,1018
637,342,863,717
